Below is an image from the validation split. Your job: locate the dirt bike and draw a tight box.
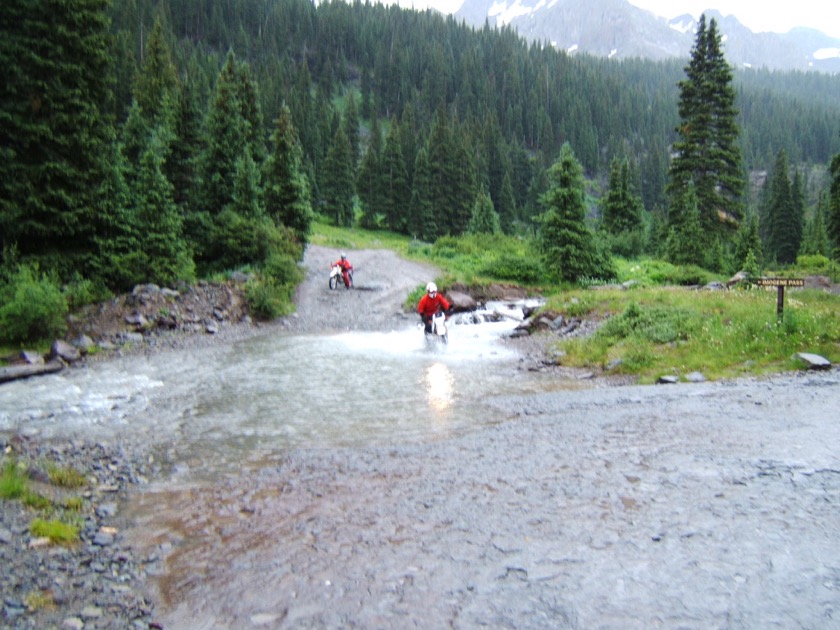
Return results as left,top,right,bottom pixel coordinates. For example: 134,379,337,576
424,310,448,347
329,265,353,290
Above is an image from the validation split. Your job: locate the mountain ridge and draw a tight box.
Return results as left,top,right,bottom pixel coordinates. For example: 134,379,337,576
452,0,840,73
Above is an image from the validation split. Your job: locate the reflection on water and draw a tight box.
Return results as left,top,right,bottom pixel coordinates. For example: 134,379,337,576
424,362,454,415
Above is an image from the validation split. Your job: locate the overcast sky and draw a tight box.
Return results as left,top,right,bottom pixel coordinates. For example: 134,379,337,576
396,0,840,39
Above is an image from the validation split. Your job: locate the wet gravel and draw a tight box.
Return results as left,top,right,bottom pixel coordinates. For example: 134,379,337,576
0,436,162,629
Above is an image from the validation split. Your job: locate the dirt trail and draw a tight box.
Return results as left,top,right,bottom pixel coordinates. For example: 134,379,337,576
282,245,441,334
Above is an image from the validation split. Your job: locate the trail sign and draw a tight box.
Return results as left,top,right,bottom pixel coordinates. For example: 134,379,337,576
754,277,804,320
754,278,805,288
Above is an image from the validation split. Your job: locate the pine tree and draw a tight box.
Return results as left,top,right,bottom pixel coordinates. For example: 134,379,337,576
343,91,360,174
263,106,313,247
538,144,614,283
381,117,410,234
133,17,179,128
0,0,116,277
408,147,436,241
200,51,249,216
132,136,194,286
467,188,501,235
733,211,763,271
828,153,840,260
357,114,383,229
766,149,800,264
665,184,705,267
667,15,745,245
322,126,355,227
601,157,644,235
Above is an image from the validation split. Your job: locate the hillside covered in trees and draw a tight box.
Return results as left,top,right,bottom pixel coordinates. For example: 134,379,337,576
2,0,840,344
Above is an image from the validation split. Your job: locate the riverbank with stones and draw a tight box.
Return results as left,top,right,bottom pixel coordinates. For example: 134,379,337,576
1,435,164,629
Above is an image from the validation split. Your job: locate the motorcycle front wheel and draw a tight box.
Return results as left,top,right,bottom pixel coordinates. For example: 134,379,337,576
329,275,340,290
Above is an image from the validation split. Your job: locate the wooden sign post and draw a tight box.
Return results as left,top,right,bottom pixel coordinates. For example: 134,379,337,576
754,277,805,321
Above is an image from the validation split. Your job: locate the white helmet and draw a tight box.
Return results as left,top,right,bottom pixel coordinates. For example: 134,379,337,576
426,282,437,293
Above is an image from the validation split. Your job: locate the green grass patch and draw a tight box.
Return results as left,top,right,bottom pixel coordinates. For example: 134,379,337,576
0,460,28,500
46,462,87,488
545,286,840,383
30,518,80,546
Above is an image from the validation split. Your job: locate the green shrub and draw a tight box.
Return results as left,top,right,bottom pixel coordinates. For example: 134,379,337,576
0,264,68,344
262,252,304,286
479,254,544,283
245,278,294,320
598,302,698,344
795,254,831,272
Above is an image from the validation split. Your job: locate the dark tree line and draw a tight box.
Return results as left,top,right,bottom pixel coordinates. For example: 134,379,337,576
2,0,840,296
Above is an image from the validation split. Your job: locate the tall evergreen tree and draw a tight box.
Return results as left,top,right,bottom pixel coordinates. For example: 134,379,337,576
828,153,840,260
538,144,614,283
322,126,355,227
733,210,763,272
601,157,644,235
667,15,745,245
766,149,800,264
343,91,360,174
0,0,116,277
133,17,179,128
467,188,501,235
665,183,706,267
408,147,436,241
200,51,250,216
131,137,194,285
263,106,313,248
356,114,384,229
381,117,410,234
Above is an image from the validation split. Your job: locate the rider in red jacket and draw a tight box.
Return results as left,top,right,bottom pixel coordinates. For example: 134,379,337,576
417,282,451,333
331,253,353,288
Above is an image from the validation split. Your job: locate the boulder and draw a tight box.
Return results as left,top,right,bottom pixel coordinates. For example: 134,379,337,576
446,290,477,313
50,339,81,363
19,350,44,365
795,353,831,370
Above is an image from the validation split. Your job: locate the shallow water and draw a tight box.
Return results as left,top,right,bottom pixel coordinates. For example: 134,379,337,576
0,305,586,480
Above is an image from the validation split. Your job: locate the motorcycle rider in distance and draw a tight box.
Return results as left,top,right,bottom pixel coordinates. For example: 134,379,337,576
417,282,451,334
330,253,353,288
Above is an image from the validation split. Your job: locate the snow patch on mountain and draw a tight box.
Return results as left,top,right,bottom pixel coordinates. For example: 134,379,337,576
813,47,840,60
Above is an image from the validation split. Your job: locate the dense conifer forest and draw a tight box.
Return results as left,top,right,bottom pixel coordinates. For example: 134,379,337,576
2,0,840,338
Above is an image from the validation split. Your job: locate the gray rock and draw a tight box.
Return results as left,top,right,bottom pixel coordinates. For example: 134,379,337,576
657,375,679,384
795,353,831,370
71,334,95,351
686,371,707,382
61,618,84,630
447,290,477,312
19,349,44,365
93,531,114,546
80,605,103,619
50,339,81,363
124,312,149,328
